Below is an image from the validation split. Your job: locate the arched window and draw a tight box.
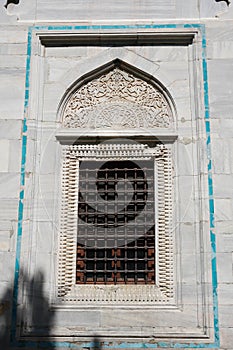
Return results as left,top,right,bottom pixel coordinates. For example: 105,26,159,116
56,60,177,304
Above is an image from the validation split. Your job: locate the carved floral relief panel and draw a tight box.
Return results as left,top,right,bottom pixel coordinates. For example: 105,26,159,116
62,68,173,129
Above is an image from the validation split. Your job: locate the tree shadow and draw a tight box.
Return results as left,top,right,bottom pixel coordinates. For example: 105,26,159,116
0,283,12,349
92,335,103,350
0,271,104,349
25,269,55,348
0,269,55,349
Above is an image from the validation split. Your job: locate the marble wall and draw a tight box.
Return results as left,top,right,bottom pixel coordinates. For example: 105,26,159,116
0,0,233,349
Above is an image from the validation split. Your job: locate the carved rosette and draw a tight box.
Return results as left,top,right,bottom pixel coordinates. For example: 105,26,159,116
62,68,173,129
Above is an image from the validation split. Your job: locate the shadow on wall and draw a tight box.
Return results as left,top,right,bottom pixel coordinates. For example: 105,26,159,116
4,0,20,8
0,282,12,349
0,269,56,349
0,270,103,350
215,0,230,5
93,336,103,350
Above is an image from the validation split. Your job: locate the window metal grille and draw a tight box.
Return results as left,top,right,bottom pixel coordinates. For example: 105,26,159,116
76,159,155,285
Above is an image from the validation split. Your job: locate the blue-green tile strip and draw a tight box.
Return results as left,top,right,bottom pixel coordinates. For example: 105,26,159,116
201,24,219,347
11,27,32,345
11,23,219,349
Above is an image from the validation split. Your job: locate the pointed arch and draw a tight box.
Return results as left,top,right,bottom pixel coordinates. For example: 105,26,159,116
58,59,176,130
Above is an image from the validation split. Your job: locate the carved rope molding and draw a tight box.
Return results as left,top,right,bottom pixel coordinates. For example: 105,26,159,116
62,68,173,129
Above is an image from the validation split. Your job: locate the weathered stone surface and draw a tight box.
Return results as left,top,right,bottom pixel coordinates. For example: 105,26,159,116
6,0,233,21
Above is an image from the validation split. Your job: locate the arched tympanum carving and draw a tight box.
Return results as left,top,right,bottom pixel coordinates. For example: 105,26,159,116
62,65,174,129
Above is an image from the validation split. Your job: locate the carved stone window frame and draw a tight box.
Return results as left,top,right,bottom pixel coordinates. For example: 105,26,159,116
57,141,175,305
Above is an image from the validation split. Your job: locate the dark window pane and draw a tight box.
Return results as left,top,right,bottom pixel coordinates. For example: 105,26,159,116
76,159,155,285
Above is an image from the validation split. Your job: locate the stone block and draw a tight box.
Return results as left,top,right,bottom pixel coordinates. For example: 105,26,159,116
206,22,233,46
28,197,58,222
46,57,83,83
176,175,199,223
36,0,176,21
0,27,27,44
218,283,233,305
199,0,227,18
0,120,22,139
0,281,13,300
100,307,199,329
179,222,198,253
220,327,233,349
0,173,20,199
54,310,101,327
45,46,88,58
181,253,198,284
220,119,233,138
9,139,21,173
215,220,233,235
213,174,233,199
0,220,16,232
217,233,233,253
34,253,52,282
0,231,12,252
0,54,26,69
217,252,233,283
208,60,233,120
207,40,233,60
212,138,231,174
0,73,25,118
0,43,27,56
36,221,56,253
0,199,18,221
24,138,37,173
0,252,14,282
0,140,9,172
175,0,199,18
176,141,199,176
210,118,221,137
43,82,65,117
215,198,233,222
219,305,233,327
39,131,60,175
132,45,188,63
38,174,58,198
